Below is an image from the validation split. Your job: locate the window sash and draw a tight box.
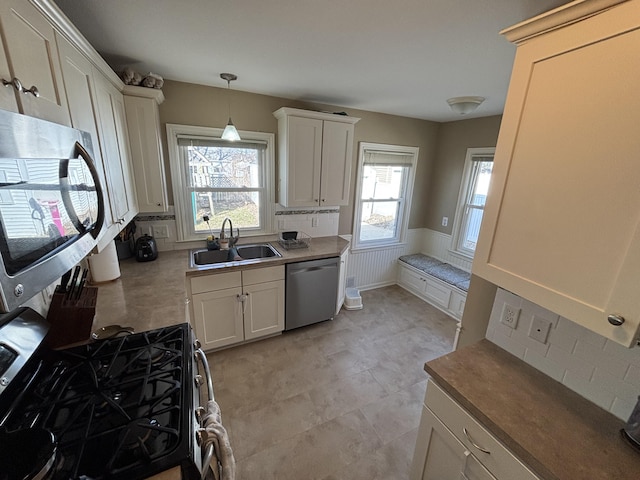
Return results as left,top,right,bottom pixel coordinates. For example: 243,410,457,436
451,148,494,258
353,143,418,249
167,124,275,242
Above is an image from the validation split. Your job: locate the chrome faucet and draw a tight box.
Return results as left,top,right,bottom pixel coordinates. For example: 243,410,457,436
220,217,239,247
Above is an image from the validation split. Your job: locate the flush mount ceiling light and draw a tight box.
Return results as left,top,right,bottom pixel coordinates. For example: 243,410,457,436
446,96,485,115
220,73,241,141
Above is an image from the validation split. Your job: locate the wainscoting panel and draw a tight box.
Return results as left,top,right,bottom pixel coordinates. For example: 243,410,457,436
347,229,423,290
422,229,472,272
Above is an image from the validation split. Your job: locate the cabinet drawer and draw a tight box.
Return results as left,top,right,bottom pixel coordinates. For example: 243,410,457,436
190,271,242,294
425,380,539,480
242,265,284,285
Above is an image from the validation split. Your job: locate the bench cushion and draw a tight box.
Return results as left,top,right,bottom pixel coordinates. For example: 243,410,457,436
399,254,471,292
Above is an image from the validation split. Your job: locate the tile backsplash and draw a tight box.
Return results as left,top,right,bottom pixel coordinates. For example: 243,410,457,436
486,288,640,420
132,206,340,252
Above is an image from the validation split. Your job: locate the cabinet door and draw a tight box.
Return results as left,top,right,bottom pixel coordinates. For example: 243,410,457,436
320,120,354,206
123,94,168,212
92,71,138,249
0,0,70,125
473,2,640,346
410,405,473,480
284,115,322,207
399,264,427,297
56,33,113,244
192,287,244,350
243,280,284,340
0,34,18,112
336,248,348,315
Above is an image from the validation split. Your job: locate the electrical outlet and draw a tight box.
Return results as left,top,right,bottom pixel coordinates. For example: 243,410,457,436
442,216,448,227
312,217,318,227
529,316,552,344
500,303,520,329
153,225,170,239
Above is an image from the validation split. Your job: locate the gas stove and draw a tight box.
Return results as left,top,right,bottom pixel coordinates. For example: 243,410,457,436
0,308,216,480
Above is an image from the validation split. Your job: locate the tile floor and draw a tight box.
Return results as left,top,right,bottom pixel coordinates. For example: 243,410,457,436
206,285,457,479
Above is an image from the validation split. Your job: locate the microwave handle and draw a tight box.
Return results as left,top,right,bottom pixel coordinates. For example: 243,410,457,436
59,142,105,240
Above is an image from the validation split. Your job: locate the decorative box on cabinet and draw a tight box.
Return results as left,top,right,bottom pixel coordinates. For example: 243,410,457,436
410,380,540,480
123,85,169,213
472,0,640,347
190,265,285,350
0,0,70,125
273,107,360,207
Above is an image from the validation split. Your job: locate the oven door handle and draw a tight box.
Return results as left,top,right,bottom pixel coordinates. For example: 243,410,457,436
194,348,216,479
195,348,214,401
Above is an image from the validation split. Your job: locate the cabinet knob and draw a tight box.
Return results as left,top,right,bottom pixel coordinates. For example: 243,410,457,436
2,77,23,93
607,314,625,326
156,202,162,207
23,85,39,97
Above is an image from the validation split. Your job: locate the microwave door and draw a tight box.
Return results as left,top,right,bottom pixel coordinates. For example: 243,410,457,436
59,142,105,241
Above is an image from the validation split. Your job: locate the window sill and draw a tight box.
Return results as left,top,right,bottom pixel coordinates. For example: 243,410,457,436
447,248,475,262
351,241,408,254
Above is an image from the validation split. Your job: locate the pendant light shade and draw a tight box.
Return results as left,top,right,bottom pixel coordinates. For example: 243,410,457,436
222,118,240,141
220,73,241,141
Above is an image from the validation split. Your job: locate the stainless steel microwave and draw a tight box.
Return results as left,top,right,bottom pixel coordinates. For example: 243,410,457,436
0,109,104,312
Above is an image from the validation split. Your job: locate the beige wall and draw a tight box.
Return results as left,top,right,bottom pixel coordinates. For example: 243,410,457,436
425,115,502,233
158,80,440,235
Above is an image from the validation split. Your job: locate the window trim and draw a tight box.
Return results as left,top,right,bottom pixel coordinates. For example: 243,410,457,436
450,147,495,259
166,124,275,242
352,142,418,251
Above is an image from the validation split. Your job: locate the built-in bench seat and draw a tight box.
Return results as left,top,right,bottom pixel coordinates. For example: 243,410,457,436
397,253,470,322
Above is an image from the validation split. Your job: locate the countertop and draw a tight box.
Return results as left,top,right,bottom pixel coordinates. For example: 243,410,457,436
93,235,348,332
425,339,640,480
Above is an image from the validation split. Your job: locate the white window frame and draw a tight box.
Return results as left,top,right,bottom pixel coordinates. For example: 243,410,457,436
352,142,418,251
166,124,275,242
450,147,495,259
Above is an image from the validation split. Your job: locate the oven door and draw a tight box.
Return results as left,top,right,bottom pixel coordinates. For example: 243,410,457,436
0,110,104,311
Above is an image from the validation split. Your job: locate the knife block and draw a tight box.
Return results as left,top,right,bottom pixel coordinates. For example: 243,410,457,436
46,286,98,348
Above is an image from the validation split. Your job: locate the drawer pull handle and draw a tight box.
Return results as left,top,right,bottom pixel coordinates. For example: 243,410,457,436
463,427,491,454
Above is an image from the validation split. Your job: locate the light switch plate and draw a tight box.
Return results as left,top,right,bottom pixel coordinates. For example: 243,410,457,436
153,225,170,239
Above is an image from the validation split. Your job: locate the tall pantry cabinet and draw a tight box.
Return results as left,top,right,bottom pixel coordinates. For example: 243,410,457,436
472,0,640,347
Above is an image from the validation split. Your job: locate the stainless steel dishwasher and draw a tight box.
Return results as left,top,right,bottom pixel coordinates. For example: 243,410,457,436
285,257,339,330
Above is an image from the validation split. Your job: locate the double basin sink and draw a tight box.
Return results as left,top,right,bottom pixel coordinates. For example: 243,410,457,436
191,243,281,268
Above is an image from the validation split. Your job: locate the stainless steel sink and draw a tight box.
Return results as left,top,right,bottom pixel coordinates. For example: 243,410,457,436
192,249,232,266
235,244,280,260
190,243,281,267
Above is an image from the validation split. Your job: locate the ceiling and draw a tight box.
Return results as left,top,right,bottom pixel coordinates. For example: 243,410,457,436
53,0,570,122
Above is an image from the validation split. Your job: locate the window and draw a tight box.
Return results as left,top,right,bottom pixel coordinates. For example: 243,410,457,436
352,142,418,249
166,124,274,241
451,147,495,258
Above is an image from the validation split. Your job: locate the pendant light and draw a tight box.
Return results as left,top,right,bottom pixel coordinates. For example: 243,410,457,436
220,73,241,141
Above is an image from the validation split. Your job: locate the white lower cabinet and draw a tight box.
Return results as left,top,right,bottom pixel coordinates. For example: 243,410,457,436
411,380,540,480
190,266,285,350
397,262,467,322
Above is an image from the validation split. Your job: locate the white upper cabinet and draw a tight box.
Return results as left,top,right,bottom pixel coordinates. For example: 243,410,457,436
473,0,640,347
274,107,360,207
0,0,70,125
123,86,169,213
92,70,138,250
55,33,114,243
0,33,18,112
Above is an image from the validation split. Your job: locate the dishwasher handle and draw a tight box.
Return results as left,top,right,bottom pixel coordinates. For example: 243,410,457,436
289,265,336,275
